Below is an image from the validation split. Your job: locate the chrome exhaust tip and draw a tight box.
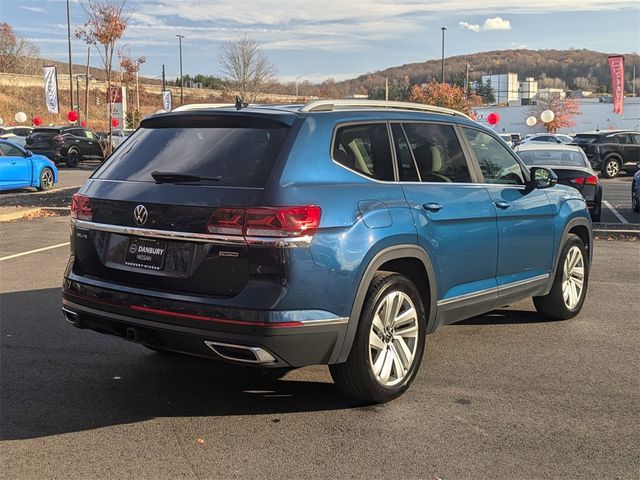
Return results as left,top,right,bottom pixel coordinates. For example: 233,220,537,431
62,307,81,326
204,341,277,364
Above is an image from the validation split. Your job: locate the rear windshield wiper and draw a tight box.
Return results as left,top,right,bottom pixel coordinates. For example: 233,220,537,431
151,171,221,184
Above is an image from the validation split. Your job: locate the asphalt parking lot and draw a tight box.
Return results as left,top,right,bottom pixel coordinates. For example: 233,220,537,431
1,216,638,479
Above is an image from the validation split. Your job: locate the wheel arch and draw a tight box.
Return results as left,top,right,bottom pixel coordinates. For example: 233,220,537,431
331,245,437,364
543,216,593,296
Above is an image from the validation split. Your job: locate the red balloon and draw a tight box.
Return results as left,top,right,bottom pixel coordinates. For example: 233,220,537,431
67,110,79,123
80,121,87,128
33,116,43,126
112,118,119,128
487,112,500,125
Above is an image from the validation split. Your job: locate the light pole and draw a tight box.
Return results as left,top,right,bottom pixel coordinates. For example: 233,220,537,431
66,0,73,112
176,34,185,105
440,26,447,84
295,74,305,98
369,74,389,101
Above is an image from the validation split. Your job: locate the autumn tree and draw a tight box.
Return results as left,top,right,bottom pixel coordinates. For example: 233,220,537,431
119,50,145,126
409,82,471,114
0,23,40,74
219,34,276,103
76,0,130,153
530,94,581,133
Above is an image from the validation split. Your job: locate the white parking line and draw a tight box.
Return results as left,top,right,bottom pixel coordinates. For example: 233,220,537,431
602,200,629,224
0,242,70,262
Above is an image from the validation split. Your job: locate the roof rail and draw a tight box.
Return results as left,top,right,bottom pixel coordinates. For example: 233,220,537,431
172,103,234,112
300,99,471,119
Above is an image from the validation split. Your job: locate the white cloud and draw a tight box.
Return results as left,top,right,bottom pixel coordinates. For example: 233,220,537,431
483,17,512,30
20,6,45,13
459,21,480,32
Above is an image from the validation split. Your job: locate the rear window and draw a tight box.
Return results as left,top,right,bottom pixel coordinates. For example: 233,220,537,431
518,149,588,167
94,125,290,187
571,135,598,145
30,128,61,137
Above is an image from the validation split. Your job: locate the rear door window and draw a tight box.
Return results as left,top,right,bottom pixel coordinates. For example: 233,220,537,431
333,123,394,181
462,128,525,185
94,123,290,187
402,123,471,183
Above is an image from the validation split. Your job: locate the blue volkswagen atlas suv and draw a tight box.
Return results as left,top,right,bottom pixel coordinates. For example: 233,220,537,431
62,100,593,403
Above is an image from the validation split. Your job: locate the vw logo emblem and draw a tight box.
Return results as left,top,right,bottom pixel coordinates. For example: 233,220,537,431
133,205,148,225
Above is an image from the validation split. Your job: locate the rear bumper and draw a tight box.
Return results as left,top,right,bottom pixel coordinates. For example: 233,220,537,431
62,280,349,368
28,148,63,161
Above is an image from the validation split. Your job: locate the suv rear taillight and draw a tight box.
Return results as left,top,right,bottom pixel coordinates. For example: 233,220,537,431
52,135,65,143
571,175,598,186
207,206,321,238
71,194,92,220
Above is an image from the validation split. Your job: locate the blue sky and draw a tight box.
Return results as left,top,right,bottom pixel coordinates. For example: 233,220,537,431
3,0,639,83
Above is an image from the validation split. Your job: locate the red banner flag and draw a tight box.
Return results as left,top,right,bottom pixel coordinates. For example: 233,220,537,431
608,55,624,114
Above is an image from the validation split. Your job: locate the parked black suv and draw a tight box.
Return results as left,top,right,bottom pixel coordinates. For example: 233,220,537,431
25,126,105,167
571,130,640,178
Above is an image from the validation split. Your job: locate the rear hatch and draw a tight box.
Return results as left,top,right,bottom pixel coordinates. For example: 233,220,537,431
571,135,600,159
26,128,62,149
71,112,296,298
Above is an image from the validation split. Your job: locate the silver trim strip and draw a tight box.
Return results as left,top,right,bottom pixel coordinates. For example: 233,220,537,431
301,100,471,119
436,274,550,307
204,341,277,364
72,219,312,247
299,317,349,327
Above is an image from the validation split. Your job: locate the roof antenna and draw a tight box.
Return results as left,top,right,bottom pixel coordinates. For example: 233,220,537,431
235,95,248,110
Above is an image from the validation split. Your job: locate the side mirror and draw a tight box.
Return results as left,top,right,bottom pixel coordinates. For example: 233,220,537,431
25,150,33,157
529,166,557,189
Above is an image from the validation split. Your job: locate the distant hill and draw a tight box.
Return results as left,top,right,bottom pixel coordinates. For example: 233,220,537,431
333,49,640,96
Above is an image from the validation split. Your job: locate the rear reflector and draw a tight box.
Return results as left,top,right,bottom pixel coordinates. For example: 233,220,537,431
71,193,92,221
571,175,598,186
207,206,321,238
130,305,303,327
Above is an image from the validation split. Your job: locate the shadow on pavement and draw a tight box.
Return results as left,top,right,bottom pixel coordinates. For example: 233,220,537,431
0,288,359,441
456,308,551,326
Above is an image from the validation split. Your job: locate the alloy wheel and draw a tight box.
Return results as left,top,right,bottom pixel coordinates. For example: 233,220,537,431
368,291,419,387
42,169,53,189
562,246,585,310
606,160,619,178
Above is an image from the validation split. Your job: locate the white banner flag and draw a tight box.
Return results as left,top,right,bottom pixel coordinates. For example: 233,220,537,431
162,90,172,112
43,66,59,114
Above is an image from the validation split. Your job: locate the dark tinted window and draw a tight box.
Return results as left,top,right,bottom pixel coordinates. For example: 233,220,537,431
518,149,588,167
463,128,525,185
391,124,419,181
572,135,598,145
94,126,289,187
403,123,471,183
0,142,24,156
629,133,640,144
333,123,394,181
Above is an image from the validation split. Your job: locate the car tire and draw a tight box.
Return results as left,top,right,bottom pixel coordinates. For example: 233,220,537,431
633,181,640,213
37,167,54,191
601,157,621,179
66,148,81,168
533,234,589,320
329,272,426,403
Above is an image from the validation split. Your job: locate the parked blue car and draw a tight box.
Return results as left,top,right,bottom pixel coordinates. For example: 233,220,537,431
0,139,58,191
62,100,593,403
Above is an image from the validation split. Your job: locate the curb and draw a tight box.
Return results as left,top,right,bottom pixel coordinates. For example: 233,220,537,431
594,223,640,240
0,208,43,223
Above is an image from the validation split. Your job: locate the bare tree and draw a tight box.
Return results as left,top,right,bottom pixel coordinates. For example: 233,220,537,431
76,0,129,154
0,23,40,74
219,34,276,103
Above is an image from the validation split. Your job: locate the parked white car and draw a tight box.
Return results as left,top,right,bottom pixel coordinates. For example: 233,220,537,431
521,133,574,144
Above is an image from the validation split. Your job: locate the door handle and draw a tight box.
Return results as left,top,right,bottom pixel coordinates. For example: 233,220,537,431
423,202,443,212
494,201,511,209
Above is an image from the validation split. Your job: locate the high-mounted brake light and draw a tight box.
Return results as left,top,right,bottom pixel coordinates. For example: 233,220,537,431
71,193,92,221
571,175,598,186
207,206,321,238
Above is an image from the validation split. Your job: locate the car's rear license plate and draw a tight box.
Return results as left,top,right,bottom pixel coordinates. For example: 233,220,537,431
125,237,167,271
